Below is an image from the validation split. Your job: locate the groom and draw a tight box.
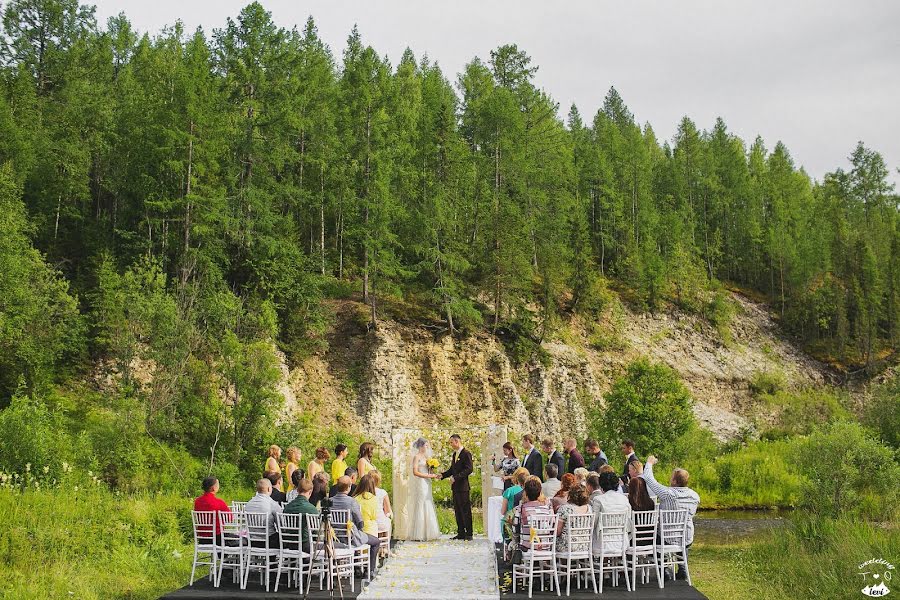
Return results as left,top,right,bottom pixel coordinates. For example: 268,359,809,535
440,434,473,540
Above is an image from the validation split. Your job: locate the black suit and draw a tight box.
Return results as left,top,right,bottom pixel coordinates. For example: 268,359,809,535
548,450,565,477
588,452,608,472
622,452,640,485
442,447,474,538
522,447,544,482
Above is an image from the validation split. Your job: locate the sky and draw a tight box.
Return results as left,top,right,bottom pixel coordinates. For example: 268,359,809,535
89,0,900,186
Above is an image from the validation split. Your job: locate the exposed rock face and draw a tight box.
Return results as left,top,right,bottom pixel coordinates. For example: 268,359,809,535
279,293,833,446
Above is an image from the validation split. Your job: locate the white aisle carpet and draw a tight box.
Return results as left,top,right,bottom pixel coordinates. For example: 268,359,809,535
359,536,500,599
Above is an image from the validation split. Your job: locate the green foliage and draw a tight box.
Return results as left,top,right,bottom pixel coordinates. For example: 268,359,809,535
758,388,850,438
795,421,900,520
863,372,900,448
0,393,70,480
749,369,787,397
589,358,694,458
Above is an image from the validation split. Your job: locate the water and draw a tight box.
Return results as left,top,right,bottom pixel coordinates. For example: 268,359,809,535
693,509,788,545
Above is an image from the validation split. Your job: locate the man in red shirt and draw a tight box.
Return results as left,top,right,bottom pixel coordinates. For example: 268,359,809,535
193,477,231,539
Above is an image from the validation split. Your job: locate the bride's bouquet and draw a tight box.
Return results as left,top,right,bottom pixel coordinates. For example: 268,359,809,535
426,458,440,474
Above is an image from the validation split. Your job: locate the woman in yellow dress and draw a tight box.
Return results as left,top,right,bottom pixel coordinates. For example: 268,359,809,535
357,442,375,478
308,446,329,480
352,473,380,537
331,443,349,484
284,446,301,493
265,445,282,481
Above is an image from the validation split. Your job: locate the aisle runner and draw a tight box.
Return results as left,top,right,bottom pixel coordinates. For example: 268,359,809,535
359,536,500,599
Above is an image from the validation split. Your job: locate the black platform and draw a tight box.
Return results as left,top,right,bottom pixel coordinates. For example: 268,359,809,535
162,572,362,599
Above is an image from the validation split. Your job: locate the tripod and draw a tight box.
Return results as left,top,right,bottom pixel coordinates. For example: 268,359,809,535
303,505,345,600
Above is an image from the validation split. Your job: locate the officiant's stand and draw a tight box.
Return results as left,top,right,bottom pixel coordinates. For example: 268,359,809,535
391,425,508,538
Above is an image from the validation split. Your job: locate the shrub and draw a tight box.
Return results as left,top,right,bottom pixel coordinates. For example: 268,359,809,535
590,358,694,459
863,372,900,448
759,388,851,437
749,369,786,397
0,393,70,481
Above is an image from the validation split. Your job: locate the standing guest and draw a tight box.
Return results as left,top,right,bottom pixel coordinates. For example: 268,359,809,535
370,470,393,540
542,463,562,499
330,476,381,574
265,445,282,480
551,473,577,513
563,438,585,474
357,442,376,478
309,471,329,507
331,444,349,484
542,439,565,478
555,483,591,553
330,467,358,497
284,447,301,493
308,446,330,480
492,442,520,490
245,478,283,547
283,478,318,551
352,473,380,537
643,454,700,579
521,435,544,481
193,477,231,540
265,471,287,504
620,439,639,485
585,439,608,472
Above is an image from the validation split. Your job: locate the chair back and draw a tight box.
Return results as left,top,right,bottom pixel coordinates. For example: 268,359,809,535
277,512,304,553
630,510,657,547
218,511,245,548
526,514,557,558
329,509,354,545
659,509,688,547
192,510,216,545
306,513,323,547
244,512,271,548
564,511,594,556
231,501,248,513
597,511,629,555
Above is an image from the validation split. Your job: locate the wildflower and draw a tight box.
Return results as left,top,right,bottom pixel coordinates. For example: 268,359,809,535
62,462,70,473
25,463,31,472
73,485,79,492
172,550,182,559
43,465,50,474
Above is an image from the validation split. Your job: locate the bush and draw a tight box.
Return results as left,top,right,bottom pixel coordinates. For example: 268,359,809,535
590,358,694,459
0,393,70,481
759,388,851,437
863,372,900,448
749,369,786,397
795,421,900,520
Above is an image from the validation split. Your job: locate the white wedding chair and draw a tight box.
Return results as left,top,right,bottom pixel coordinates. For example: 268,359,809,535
330,509,371,590
274,512,308,592
242,512,280,591
593,511,631,593
625,510,662,588
657,509,691,586
307,513,355,592
231,500,248,513
216,511,246,588
555,511,597,596
512,514,561,598
190,511,218,586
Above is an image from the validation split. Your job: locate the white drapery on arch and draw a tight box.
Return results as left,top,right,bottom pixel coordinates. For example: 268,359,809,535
391,425,508,539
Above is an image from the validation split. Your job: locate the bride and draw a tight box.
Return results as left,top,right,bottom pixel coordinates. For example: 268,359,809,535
404,437,441,541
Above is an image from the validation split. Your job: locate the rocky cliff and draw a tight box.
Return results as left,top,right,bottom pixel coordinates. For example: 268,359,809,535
281,293,832,447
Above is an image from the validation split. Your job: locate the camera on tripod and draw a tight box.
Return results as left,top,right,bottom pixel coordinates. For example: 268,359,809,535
320,496,332,518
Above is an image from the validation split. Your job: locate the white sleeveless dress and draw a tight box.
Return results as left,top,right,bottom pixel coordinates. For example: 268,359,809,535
405,458,441,541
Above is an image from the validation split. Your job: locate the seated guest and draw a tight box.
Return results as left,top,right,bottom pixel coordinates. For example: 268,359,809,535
585,439,608,472
502,468,530,515
514,477,551,551
643,455,700,579
283,478,318,551
563,438,585,474
542,463,562,499
331,444,349,484
573,467,589,484
555,483,591,553
193,476,231,541
542,438,565,477
286,469,304,503
591,471,631,515
628,476,655,512
628,460,644,479
551,473,577,513
370,470,393,538
330,476,381,574
308,446,330,480
245,478,283,547
265,471,287,504
330,467,358,497
492,442,520,490
352,473,380,537
309,471,329,507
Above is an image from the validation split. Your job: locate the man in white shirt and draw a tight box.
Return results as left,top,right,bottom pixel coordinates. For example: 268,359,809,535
542,463,561,499
642,455,700,580
245,478,283,547
587,472,631,554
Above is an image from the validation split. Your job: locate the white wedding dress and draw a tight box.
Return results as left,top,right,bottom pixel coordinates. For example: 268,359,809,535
405,456,441,541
